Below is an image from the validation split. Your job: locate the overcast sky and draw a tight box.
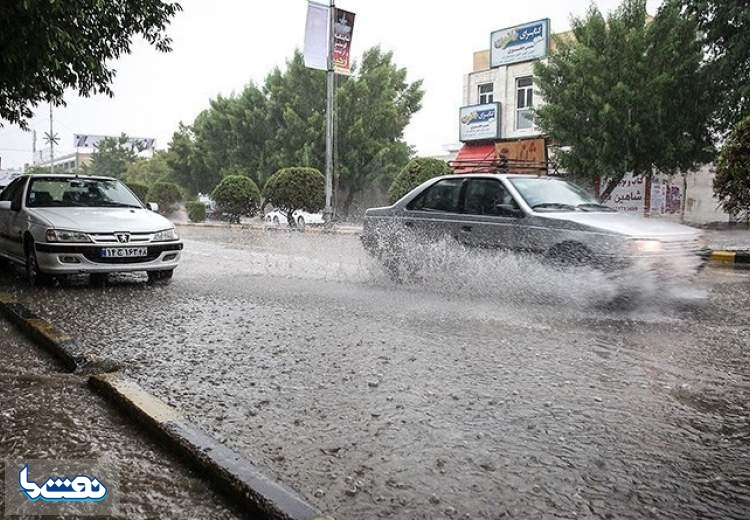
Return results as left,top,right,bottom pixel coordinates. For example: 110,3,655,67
0,0,662,169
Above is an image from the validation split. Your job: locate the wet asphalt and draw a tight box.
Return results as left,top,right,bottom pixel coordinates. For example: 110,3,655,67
0,226,748,519
0,322,241,519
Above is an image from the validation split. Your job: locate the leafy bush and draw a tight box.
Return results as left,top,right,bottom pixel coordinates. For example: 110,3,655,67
388,158,452,203
263,167,325,226
211,175,261,223
714,116,750,221
126,182,149,203
185,201,206,223
147,181,182,214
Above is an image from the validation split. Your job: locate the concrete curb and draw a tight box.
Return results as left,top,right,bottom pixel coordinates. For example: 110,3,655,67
0,292,85,371
709,250,750,266
174,221,361,236
89,373,330,520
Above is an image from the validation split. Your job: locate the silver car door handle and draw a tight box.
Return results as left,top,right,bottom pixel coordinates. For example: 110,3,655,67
404,221,414,227
461,225,472,232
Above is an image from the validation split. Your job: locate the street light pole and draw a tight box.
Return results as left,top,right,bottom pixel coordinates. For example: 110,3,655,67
323,0,335,226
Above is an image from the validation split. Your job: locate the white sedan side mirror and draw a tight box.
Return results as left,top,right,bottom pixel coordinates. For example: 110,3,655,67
147,202,159,212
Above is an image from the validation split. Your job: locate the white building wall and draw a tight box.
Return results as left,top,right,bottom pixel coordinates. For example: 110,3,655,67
682,165,731,225
465,61,544,140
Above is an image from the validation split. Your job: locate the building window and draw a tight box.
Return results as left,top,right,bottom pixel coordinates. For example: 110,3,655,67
516,76,534,130
478,83,494,105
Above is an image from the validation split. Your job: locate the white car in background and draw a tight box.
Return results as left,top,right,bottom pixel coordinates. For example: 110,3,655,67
0,174,182,285
264,208,324,229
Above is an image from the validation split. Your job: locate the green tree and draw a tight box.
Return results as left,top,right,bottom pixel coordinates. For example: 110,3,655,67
124,151,172,186
714,116,750,221
335,48,423,215
165,123,199,194
190,86,269,190
534,0,715,202
263,167,325,227
126,182,150,203
679,0,750,132
85,134,138,179
211,175,261,223
388,158,452,203
187,47,423,217
147,181,182,214
0,1,181,128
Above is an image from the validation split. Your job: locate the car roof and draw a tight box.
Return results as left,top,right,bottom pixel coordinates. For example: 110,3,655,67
24,173,117,181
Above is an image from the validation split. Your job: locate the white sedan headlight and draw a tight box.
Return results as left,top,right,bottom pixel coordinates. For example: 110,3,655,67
629,239,663,254
45,229,92,243
152,228,179,242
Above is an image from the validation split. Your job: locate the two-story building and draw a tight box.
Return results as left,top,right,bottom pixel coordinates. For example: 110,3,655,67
455,19,568,172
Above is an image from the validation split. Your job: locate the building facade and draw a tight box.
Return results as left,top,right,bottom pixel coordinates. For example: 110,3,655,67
455,19,562,171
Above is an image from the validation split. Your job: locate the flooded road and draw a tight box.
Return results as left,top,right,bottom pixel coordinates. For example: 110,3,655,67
1,226,748,519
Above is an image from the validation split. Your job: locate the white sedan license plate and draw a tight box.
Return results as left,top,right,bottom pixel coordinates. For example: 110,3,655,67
100,247,148,258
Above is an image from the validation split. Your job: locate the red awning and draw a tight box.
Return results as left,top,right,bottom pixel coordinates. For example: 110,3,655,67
451,143,497,173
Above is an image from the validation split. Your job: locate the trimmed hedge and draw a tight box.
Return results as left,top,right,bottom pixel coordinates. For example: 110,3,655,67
212,175,261,223
388,158,452,203
263,167,325,226
185,201,207,222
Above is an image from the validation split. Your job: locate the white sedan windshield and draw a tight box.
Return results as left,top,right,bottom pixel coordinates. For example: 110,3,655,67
26,177,143,208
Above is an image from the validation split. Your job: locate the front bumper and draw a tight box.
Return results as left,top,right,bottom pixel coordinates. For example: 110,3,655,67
34,241,183,274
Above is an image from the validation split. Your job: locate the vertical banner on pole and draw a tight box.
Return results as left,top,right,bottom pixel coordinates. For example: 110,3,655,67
332,8,355,75
304,1,329,71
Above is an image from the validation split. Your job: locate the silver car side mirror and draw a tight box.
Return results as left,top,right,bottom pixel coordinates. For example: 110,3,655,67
147,202,159,212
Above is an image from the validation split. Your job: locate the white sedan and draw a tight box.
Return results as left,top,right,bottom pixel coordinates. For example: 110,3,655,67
0,174,182,285
264,208,324,229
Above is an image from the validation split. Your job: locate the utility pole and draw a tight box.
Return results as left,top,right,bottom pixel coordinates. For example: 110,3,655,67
323,0,335,227
43,104,60,174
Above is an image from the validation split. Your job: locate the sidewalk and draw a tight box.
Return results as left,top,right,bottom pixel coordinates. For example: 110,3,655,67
702,227,750,252
0,322,241,519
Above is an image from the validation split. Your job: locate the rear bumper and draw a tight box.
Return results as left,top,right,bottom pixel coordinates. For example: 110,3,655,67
35,241,183,274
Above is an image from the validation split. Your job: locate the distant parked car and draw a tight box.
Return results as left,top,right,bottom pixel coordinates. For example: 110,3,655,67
361,173,709,280
197,193,216,212
265,208,324,229
0,174,182,285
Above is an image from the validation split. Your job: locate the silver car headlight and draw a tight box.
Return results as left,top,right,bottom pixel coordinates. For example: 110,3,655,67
629,239,663,254
45,229,92,243
152,228,179,242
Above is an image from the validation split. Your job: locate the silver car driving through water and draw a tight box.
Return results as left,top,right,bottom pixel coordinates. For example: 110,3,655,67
0,174,182,285
361,174,709,280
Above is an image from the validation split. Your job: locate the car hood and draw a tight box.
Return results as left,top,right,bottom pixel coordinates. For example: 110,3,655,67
28,207,173,233
540,211,701,239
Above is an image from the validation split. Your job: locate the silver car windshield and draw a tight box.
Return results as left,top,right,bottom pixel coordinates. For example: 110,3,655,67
26,177,143,209
509,178,613,212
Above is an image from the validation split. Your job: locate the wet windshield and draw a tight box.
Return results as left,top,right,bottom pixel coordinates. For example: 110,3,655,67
26,177,143,209
509,177,613,212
